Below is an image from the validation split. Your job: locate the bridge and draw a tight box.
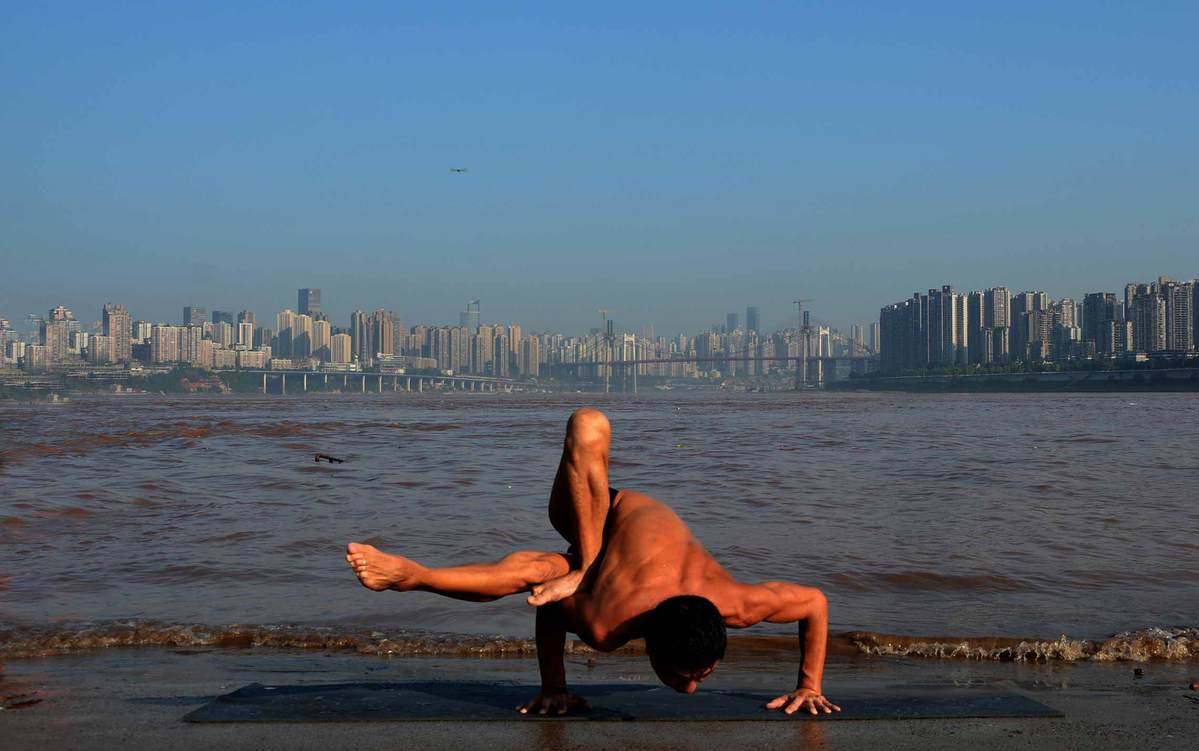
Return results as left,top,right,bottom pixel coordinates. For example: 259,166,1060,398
548,353,878,391
219,369,519,394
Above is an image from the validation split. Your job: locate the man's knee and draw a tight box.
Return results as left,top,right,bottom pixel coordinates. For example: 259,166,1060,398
566,408,610,453
500,551,567,588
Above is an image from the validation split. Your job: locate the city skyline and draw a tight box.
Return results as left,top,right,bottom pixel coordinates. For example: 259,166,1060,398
5,265,1199,340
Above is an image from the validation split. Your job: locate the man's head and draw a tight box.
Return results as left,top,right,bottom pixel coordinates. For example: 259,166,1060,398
644,595,726,693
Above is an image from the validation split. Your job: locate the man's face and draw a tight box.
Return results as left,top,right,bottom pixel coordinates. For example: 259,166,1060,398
650,658,719,694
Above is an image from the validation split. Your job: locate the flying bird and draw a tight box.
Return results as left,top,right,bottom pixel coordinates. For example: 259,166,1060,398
449,167,468,173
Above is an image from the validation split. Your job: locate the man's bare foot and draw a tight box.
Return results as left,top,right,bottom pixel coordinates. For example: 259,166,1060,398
528,570,584,606
345,542,426,592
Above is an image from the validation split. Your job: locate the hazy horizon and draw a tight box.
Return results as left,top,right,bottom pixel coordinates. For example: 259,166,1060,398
3,3,1197,335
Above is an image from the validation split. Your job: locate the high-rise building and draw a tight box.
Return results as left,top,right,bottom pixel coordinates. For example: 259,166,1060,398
879,297,920,372
275,309,296,358
1082,293,1120,355
350,310,369,362
460,300,480,333
183,306,207,327
298,288,321,317
983,287,1011,328
312,319,331,361
237,310,256,326
726,313,739,333
150,325,181,363
746,306,760,335
1130,291,1166,353
237,321,254,348
370,309,395,357
211,310,234,325
520,335,540,377
102,303,132,362
40,305,74,363
1163,281,1194,351
292,314,314,359
965,291,986,364
926,285,965,366
1193,282,1199,351
330,333,352,364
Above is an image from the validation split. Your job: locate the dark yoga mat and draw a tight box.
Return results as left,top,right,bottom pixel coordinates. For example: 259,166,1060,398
183,681,1062,722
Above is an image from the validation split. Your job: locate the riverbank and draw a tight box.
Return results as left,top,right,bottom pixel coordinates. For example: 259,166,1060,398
3,648,1196,750
832,367,1199,392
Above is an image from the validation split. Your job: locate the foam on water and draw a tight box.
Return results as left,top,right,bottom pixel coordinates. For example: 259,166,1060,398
2,620,1195,662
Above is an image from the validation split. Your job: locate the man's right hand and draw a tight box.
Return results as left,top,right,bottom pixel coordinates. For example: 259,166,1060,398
527,570,584,606
517,690,591,715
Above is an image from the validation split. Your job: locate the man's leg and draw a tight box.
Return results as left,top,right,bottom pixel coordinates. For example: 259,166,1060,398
529,407,612,606
346,543,572,602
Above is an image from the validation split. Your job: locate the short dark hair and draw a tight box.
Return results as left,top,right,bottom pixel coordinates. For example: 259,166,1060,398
644,595,727,670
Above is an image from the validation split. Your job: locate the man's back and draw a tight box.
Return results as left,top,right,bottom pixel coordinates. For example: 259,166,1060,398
569,490,738,649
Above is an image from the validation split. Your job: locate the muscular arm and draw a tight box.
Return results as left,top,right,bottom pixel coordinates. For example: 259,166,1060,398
729,582,839,714
517,603,592,715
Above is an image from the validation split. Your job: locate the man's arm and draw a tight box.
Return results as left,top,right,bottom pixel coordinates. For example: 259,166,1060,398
729,582,841,715
516,603,591,715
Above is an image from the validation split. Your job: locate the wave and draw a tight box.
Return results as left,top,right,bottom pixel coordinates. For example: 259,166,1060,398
0,620,1194,662
840,627,1199,662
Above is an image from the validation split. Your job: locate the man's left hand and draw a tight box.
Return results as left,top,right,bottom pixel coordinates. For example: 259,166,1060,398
766,688,841,715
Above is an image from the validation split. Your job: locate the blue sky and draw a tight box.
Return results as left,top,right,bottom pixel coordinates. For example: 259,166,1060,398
2,2,1196,334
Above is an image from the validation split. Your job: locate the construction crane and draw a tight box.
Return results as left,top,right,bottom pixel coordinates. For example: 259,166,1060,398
792,299,814,331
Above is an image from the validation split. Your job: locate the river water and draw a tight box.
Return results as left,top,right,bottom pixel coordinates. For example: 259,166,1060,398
1,392,1196,659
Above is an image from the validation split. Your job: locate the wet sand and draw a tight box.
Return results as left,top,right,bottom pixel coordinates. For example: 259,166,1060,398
2,649,1196,750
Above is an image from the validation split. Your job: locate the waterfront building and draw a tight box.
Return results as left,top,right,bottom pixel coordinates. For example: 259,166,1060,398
237,310,256,326
213,349,237,369
1130,291,1167,352
312,319,331,361
727,313,739,333
520,335,540,377
1163,280,1194,351
292,314,314,360
984,287,1011,328
237,321,254,347
211,310,234,326
746,306,760,334
150,325,180,363
86,334,111,364
1082,293,1120,355
40,305,74,363
330,333,352,364
965,291,986,364
927,285,965,366
238,350,267,369
102,303,132,362
275,309,296,359
7,340,27,365
350,310,369,363
370,309,395,358
193,339,215,368
24,344,48,371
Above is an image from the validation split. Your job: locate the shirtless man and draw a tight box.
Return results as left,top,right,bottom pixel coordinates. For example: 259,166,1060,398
346,408,839,717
